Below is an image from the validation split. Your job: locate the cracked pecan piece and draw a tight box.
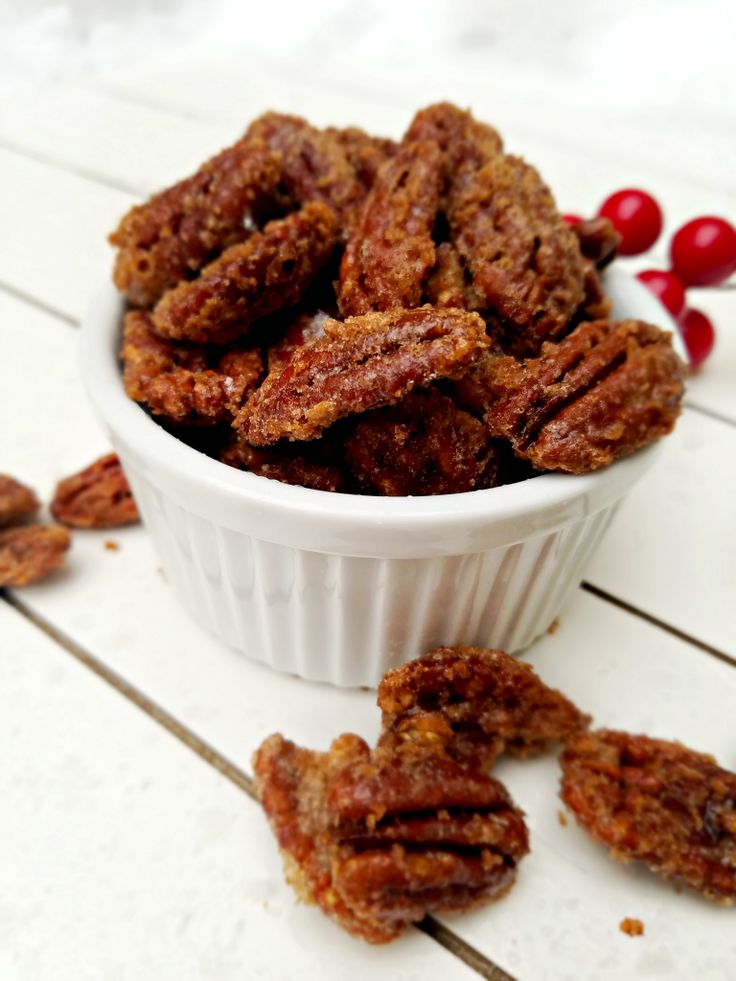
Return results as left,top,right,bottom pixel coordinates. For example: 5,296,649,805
0,475,39,528
221,435,347,492
0,524,70,586
448,153,586,356
50,454,139,529
152,202,338,344
343,389,504,496
246,113,365,231
253,731,528,943
110,138,281,307
237,307,490,446
481,319,686,473
560,729,736,904
121,311,263,425
338,140,443,317
379,646,590,771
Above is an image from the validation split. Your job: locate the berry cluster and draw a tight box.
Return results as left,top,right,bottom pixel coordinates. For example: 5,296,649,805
567,190,736,370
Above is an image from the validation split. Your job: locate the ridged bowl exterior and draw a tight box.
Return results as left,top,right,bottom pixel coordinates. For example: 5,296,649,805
123,458,616,686
83,270,679,687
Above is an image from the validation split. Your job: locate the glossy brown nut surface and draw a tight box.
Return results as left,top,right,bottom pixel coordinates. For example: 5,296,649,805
379,646,590,770
221,436,347,493
0,524,70,586
560,729,736,904
152,202,338,344
0,475,39,528
110,138,281,307
51,453,140,529
238,306,490,446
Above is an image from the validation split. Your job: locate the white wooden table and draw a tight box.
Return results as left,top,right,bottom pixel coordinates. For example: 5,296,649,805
1,38,735,981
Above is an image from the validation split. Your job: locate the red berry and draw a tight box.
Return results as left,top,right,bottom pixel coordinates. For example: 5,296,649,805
636,269,686,317
678,307,715,369
563,214,583,225
670,216,736,287
598,189,663,256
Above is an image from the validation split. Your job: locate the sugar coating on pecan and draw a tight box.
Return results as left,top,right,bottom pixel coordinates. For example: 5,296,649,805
560,729,736,904
0,524,71,587
338,140,443,317
449,153,586,356
238,307,490,446
379,646,590,771
109,138,281,308
343,389,504,496
121,311,263,425
267,311,330,375
253,731,528,944
325,126,398,192
404,102,502,176
50,454,139,529
423,241,477,310
221,435,347,493
0,475,39,528
481,319,686,473
152,202,338,344
246,113,365,231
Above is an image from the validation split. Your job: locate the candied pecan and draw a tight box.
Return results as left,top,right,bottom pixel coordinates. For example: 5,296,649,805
0,475,39,528
221,436,347,492
267,311,330,375
448,153,586,356
152,202,338,344
338,140,443,317
121,311,263,424
481,319,685,473
253,732,528,944
404,102,502,176
325,126,398,191
423,242,476,310
343,389,503,496
0,525,70,587
109,138,281,307
560,729,736,904
50,454,139,529
571,216,620,269
237,307,490,446
246,113,364,231
577,261,612,322
379,646,590,770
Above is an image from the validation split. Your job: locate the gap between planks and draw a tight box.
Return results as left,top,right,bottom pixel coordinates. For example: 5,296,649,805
1,589,517,981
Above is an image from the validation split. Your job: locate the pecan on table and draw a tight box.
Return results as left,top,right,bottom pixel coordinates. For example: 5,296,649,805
253,731,528,943
0,475,39,528
379,646,590,771
560,729,736,904
51,454,139,529
0,524,71,587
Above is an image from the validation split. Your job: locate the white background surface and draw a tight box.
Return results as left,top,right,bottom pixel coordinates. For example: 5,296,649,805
1,3,735,978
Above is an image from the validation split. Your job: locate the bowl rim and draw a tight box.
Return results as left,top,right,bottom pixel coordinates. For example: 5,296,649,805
79,267,678,556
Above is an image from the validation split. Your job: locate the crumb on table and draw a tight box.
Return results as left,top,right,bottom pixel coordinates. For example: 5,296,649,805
557,810,568,827
620,917,644,937
547,617,561,635
104,540,119,552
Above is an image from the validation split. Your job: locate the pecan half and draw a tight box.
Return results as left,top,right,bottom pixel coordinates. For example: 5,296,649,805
253,731,528,944
110,138,281,307
480,319,686,473
339,140,443,317
325,126,398,192
0,525,70,586
51,454,139,529
343,389,504,496
221,436,347,493
152,202,338,344
121,311,263,425
379,646,590,770
0,475,39,528
560,729,736,904
448,153,586,356
238,307,489,446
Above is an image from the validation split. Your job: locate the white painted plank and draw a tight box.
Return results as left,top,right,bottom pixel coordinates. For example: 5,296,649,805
0,147,134,320
0,602,476,981
585,409,736,654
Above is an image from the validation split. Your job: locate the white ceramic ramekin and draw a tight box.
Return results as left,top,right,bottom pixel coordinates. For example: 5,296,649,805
81,269,682,686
